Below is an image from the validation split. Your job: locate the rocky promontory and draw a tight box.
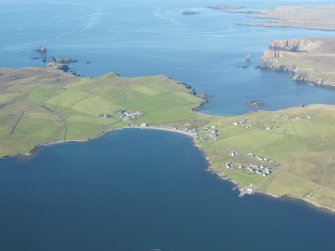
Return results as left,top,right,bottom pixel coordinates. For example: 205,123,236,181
260,38,335,87
268,39,320,52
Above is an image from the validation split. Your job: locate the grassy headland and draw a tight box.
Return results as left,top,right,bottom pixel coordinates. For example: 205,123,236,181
1,66,335,212
260,38,335,87
211,4,335,87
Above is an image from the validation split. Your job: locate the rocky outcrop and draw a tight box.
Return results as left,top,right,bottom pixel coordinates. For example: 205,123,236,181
259,38,335,87
259,51,284,69
268,39,319,52
260,52,327,86
36,46,47,54
50,57,77,64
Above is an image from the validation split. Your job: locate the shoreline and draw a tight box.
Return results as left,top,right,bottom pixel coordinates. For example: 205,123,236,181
261,192,335,215
214,166,335,215
239,22,335,32
14,124,335,216
15,126,197,160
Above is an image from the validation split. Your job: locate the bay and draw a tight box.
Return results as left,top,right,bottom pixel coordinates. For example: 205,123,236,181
1,129,335,250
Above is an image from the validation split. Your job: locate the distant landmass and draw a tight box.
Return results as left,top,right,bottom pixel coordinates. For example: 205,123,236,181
207,4,258,14
222,4,335,87
241,4,335,31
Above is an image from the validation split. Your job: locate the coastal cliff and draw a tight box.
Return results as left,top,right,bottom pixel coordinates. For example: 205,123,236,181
268,39,320,52
260,38,335,87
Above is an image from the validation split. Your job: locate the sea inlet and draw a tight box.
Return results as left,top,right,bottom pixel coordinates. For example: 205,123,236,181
1,129,335,251
2,0,335,250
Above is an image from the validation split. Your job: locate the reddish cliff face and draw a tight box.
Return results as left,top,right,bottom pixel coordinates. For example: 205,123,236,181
268,39,319,52
260,39,319,69
259,38,335,87
260,51,284,68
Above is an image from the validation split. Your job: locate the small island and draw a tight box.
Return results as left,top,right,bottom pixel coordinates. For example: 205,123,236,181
246,100,264,108
1,66,335,212
182,10,201,15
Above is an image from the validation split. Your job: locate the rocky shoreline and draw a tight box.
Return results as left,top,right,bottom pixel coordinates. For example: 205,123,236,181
259,38,335,87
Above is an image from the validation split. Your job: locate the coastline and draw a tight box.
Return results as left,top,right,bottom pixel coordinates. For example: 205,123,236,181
262,192,335,215
211,167,335,215
237,4,335,32
259,38,335,88
2,35,335,215
12,124,335,216
2,67,335,214
18,126,197,160
239,23,335,32
2,3,335,247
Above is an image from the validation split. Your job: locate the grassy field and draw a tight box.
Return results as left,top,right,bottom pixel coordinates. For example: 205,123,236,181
0,67,203,155
202,105,335,210
1,66,335,211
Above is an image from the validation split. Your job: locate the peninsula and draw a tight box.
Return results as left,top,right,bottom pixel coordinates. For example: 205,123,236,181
260,38,335,87
1,66,335,212
211,4,335,87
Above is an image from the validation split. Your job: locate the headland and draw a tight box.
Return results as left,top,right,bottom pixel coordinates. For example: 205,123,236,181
1,65,335,212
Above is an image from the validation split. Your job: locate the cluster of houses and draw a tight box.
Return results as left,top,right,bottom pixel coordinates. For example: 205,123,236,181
265,125,278,132
225,162,272,176
185,128,200,137
233,119,253,128
246,164,271,176
99,110,145,121
225,151,274,176
208,125,220,141
119,110,144,120
196,125,221,142
247,152,273,163
291,115,314,121
176,125,222,142
127,123,147,127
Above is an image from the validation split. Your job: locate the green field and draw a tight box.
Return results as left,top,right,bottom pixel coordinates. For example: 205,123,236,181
1,66,335,211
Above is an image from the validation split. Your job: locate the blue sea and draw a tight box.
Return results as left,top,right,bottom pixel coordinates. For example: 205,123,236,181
1,0,335,115
1,0,335,250
2,130,335,251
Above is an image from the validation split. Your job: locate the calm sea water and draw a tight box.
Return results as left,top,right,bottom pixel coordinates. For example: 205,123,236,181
1,129,335,251
1,0,335,250
1,0,335,115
